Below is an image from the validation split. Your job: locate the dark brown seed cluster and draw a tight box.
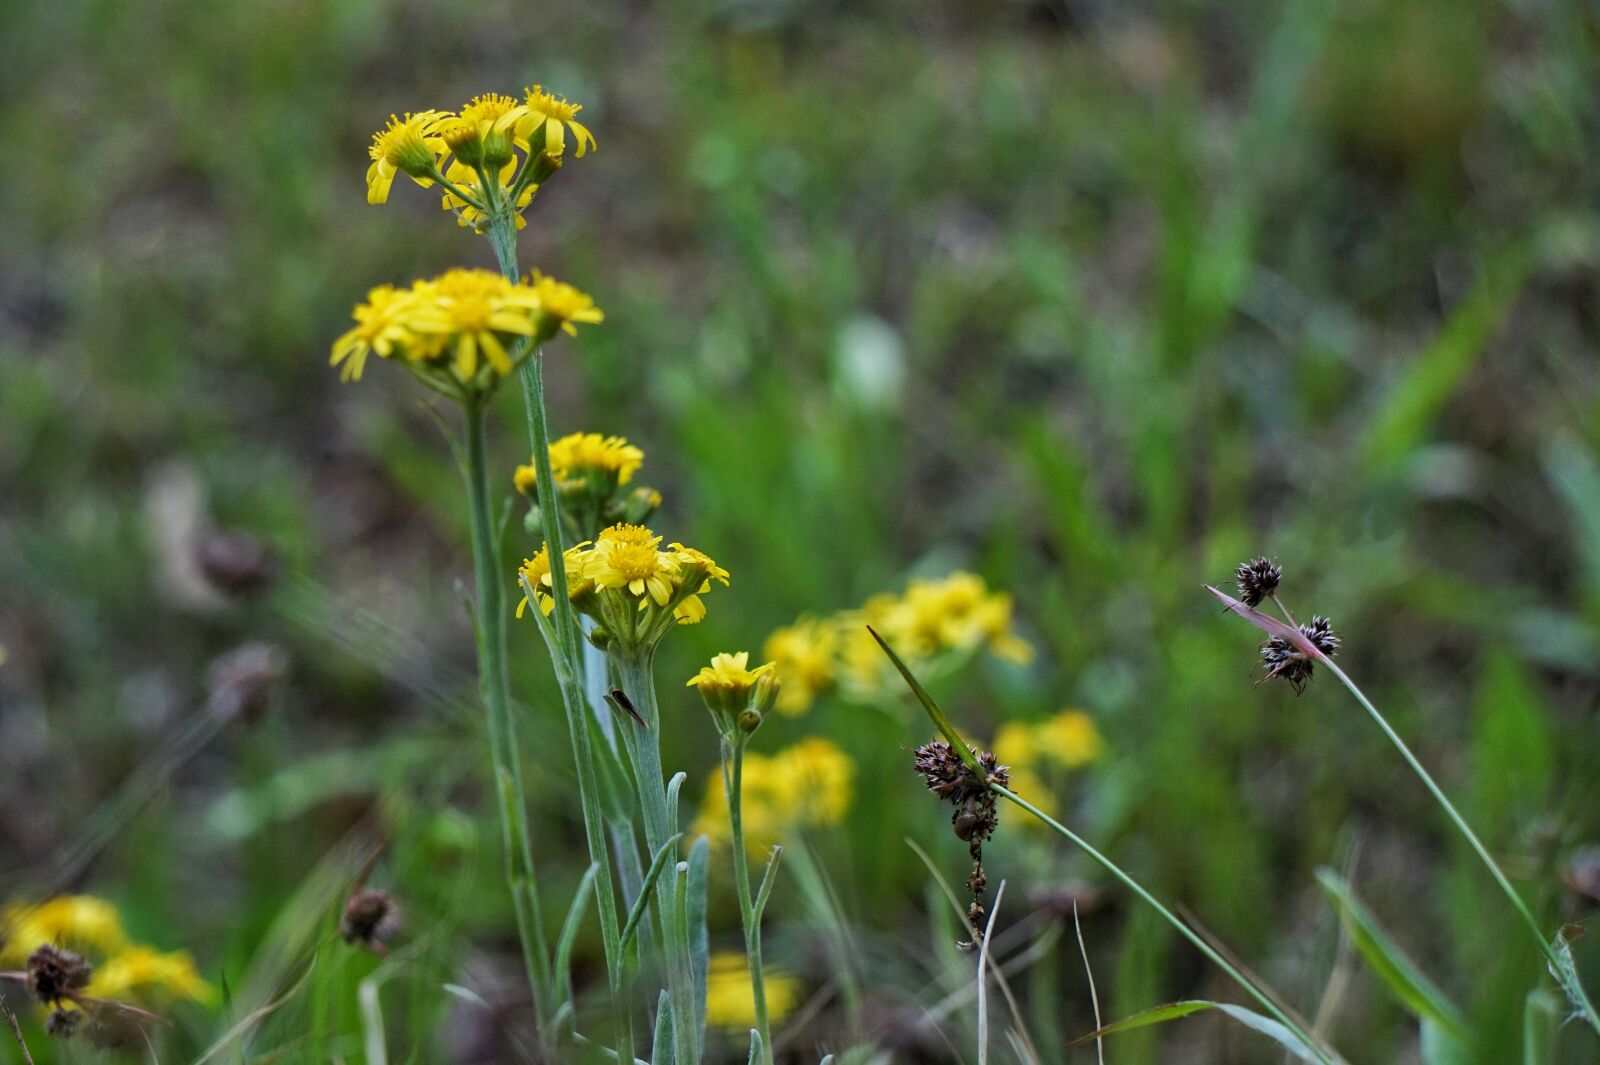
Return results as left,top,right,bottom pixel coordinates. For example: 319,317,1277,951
1259,616,1340,695
25,944,92,1006
342,889,401,953
1234,556,1281,607
913,740,1010,947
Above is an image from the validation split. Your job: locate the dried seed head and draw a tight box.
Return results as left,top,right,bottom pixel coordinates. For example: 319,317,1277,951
45,1007,79,1038
1259,615,1339,695
1233,556,1282,607
341,889,401,952
26,944,93,1005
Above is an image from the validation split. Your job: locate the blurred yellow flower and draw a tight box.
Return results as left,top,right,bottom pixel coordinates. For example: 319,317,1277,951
0,896,127,966
519,85,597,159
758,571,1031,715
89,946,215,1006
516,542,590,618
991,709,1103,830
329,283,411,382
762,618,838,715
694,737,855,850
528,271,605,335
704,951,799,1032
686,651,773,695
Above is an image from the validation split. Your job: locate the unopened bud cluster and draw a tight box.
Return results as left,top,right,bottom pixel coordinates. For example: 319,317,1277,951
686,652,781,738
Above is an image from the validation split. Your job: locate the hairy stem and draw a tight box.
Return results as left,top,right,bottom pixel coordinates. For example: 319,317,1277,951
490,211,634,1059
724,736,773,1063
461,401,554,1039
618,652,700,1065
992,784,1340,1065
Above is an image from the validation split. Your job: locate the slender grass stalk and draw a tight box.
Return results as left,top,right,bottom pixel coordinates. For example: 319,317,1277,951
617,651,701,1065
722,735,774,1065
992,784,1340,1065
486,212,634,1059
1317,657,1600,1032
460,401,554,1037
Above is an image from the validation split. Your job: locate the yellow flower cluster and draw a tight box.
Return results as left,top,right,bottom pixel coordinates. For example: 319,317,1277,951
0,895,213,1006
516,433,645,495
762,572,1033,715
692,737,855,851
703,951,800,1032
365,87,596,228
518,524,729,649
330,268,601,394
991,709,1105,824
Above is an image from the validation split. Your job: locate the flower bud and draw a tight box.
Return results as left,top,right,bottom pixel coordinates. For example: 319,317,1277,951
481,129,516,169
737,707,763,734
587,626,612,651
614,485,663,525
686,652,777,738
441,121,485,168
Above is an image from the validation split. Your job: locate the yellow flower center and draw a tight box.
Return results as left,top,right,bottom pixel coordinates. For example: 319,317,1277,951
461,93,520,128
603,542,664,582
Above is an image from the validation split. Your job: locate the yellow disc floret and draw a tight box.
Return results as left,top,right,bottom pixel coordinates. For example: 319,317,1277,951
366,111,446,205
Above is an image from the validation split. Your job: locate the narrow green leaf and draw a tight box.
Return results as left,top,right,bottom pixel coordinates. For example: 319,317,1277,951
620,832,685,953
666,770,687,832
1316,868,1466,1036
554,862,599,1007
868,626,983,773
650,990,674,1065
753,844,783,922
1546,926,1596,1023
746,1030,764,1065
1068,1000,1321,1062
1420,1018,1472,1065
687,835,712,1042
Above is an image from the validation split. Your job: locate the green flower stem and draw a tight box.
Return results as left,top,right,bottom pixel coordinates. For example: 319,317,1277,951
991,783,1340,1065
489,212,634,1060
617,651,701,1065
723,735,773,1065
1318,657,1600,1031
460,400,554,1038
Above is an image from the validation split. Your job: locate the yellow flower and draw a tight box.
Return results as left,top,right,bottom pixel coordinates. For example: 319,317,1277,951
535,432,644,490
686,651,773,694
528,271,605,335
667,543,729,624
329,284,414,382
703,951,800,1032
515,542,591,618
366,111,446,205
584,524,678,606
406,268,542,379
693,737,855,850
762,618,838,716
519,85,597,159
1034,709,1104,769
0,896,127,966
89,946,214,1005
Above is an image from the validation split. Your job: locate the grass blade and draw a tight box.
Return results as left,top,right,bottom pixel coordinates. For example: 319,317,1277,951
1315,868,1466,1036
556,862,600,1008
868,626,983,774
1068,1000,1322,1062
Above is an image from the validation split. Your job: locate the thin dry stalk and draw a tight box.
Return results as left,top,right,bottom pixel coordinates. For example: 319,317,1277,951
1,996,35,1065
1073,902,1104,1065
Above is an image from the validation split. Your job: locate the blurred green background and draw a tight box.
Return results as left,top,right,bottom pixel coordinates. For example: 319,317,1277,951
3,0,1600,1061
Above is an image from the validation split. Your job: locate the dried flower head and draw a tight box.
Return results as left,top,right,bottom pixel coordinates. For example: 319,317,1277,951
1259,615,1340,694
26,944,93,1005
341,890,401,954
1234,556,1282,608
45,1006,79,1037
913,740,1009,946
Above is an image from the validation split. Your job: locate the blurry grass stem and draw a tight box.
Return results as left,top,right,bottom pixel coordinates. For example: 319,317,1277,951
1207,584,1600,1034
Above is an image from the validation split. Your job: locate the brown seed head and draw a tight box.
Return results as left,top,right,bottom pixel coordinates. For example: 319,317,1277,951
26,944,92,1005
1233,556,1282,607
341,889,401,950
1260,615,1340,694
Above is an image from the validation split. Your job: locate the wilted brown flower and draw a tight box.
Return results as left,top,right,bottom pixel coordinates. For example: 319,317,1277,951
912,740,1009,947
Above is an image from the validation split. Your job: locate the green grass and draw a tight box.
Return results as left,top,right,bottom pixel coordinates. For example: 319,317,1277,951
2,0,1599,1061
